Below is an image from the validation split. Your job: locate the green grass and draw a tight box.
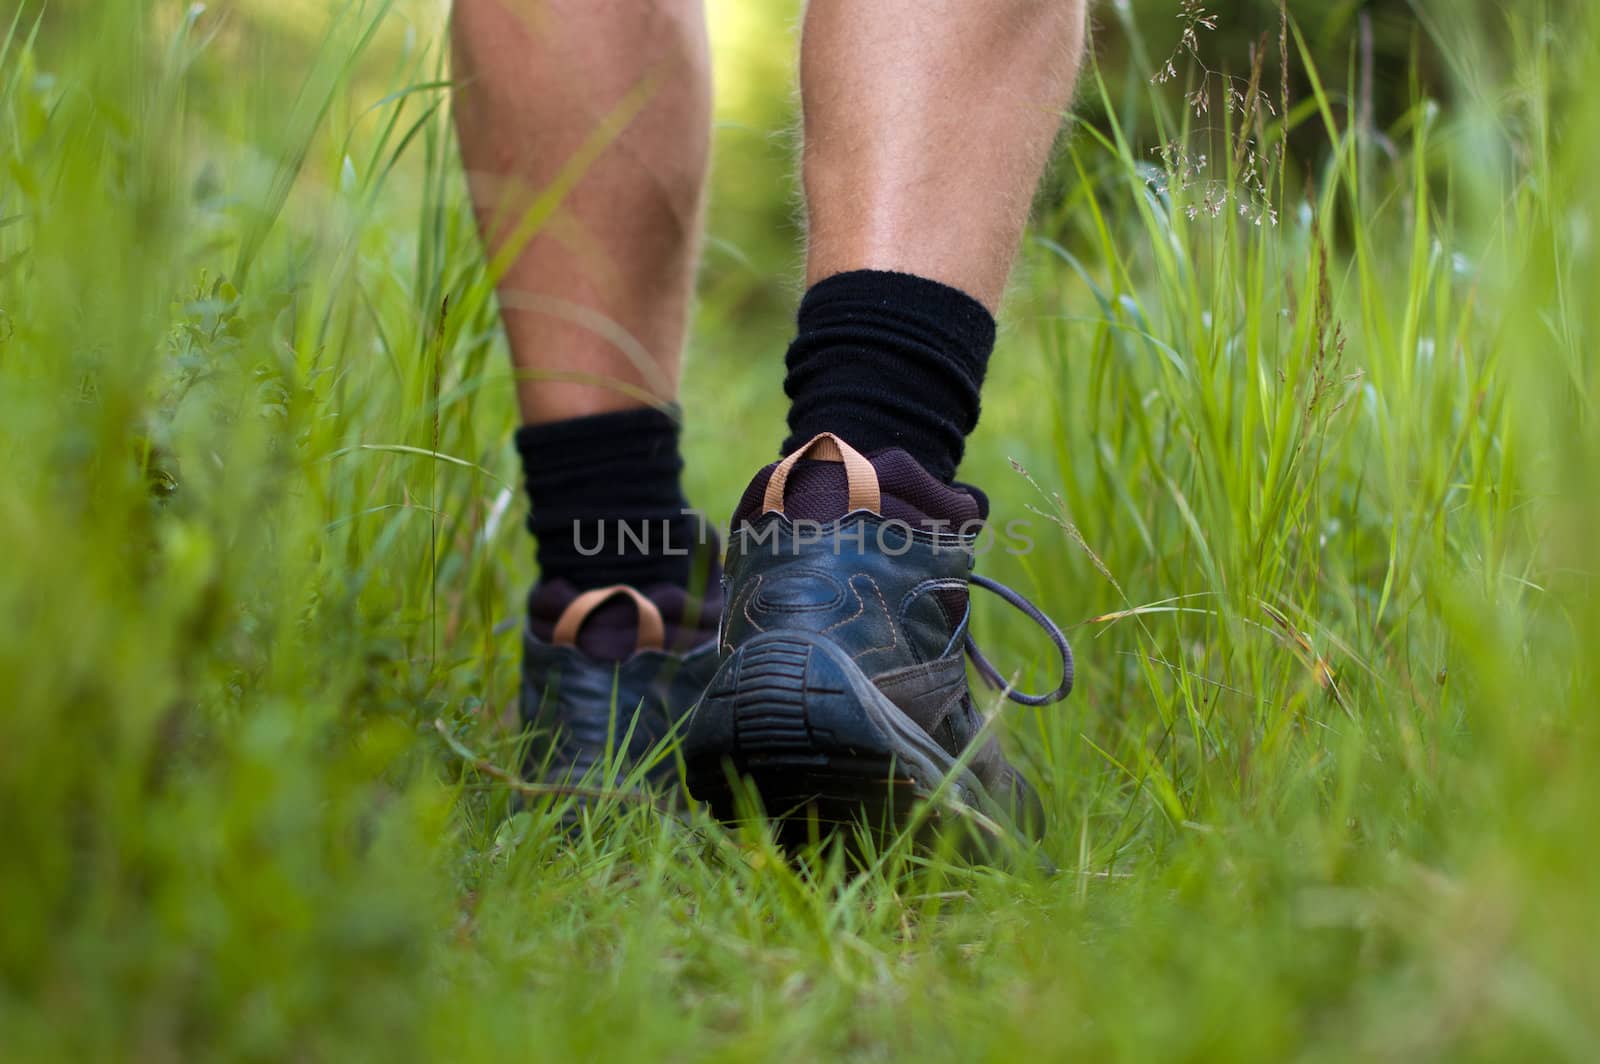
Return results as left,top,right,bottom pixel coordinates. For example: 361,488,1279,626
3,1,1598,1059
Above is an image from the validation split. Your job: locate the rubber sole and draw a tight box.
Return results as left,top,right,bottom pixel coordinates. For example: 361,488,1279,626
682,630,1001,849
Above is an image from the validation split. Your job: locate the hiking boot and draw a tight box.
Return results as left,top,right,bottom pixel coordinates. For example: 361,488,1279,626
682,433,1074,844
521,580,719,801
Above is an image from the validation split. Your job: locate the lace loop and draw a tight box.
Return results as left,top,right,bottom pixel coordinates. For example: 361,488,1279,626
963,573,1075,707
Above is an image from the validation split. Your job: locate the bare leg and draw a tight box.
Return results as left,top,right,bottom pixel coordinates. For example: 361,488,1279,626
800,0,1087,312
452,0,711,425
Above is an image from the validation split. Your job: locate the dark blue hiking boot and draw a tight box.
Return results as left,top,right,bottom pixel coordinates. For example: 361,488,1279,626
521,581,719,800
682,433,1074,844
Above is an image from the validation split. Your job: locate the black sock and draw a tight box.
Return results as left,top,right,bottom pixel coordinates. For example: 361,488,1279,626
780,269,996,482
515,407,701,590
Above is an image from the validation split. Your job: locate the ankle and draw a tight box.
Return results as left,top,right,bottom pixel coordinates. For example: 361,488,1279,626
515,406,705,590
779,269,996,483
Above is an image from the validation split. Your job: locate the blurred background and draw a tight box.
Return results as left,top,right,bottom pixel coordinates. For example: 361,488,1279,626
24,0,1485,319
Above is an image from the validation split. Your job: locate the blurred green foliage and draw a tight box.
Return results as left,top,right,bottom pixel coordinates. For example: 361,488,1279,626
32,0,1490,327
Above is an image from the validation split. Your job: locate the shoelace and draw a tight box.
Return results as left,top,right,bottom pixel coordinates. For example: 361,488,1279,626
963,573,1075,707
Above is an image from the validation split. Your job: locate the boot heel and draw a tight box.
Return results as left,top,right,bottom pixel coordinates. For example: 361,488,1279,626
683,632,913,832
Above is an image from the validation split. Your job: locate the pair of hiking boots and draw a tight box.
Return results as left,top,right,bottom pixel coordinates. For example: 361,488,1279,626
520,434,1074,843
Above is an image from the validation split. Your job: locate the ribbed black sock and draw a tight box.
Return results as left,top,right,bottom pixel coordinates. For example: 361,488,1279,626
780,269,997,482
515,407,702,590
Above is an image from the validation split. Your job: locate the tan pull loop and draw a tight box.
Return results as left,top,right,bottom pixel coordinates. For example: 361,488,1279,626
551,585,667,654
761,432,882,516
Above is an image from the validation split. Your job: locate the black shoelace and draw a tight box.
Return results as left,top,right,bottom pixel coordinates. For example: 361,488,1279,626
963,573,1075,707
